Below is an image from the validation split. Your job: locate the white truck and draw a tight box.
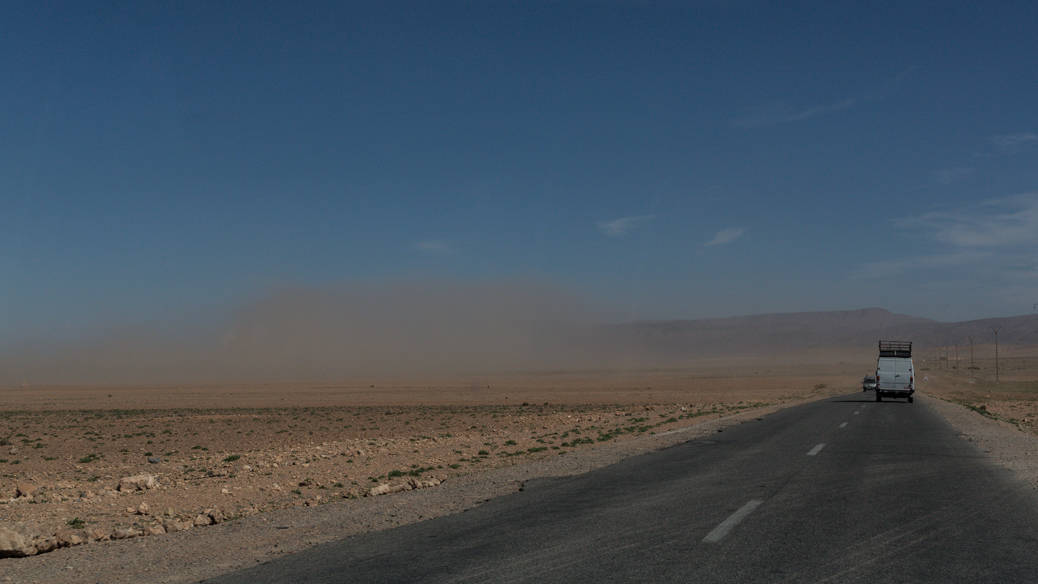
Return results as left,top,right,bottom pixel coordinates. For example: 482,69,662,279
875,340,915,403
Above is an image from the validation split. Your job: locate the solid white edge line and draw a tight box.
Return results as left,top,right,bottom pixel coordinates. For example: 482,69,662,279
807,443,826,456
702,499,764,544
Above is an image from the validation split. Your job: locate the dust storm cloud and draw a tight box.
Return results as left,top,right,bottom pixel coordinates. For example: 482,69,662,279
1,281,611,385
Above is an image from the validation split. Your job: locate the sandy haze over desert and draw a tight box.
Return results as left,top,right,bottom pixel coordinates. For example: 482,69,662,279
2,281,611,385
5,279,1035,387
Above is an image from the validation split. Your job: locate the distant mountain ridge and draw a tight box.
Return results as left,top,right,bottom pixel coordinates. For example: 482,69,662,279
601,308,1038,358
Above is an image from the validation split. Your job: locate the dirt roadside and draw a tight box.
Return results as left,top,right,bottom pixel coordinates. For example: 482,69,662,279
923,393,1038,491
0,397,819,584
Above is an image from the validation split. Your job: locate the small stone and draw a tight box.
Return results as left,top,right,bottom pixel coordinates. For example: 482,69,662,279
14,483,37,498
137,502,150,515
367,482,412,496
111,527,139,540
221,488,231,495
411,477,442,489
206,507,226,524
162,518,192,533
87,527,109,541
367,483,393,496
55,530,86,547
147,456,161,464
33,537,59,554
165,507,176,517
145,524,166,536
118,473,158,492
193,514,213,527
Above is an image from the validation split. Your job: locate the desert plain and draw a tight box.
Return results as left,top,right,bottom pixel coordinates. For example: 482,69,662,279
1,344,1036,565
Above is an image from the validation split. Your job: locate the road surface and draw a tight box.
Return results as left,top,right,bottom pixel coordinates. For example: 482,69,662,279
206,394,1038,583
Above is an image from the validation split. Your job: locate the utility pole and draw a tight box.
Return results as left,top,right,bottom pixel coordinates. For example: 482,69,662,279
954,344,959,371
968,336,975,369
992,327,1001,383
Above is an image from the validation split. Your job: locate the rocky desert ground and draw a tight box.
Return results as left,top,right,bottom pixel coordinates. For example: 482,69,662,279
3,345,1037,583
0,357,857,561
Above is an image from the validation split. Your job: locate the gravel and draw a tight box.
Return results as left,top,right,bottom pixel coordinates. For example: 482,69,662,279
0,399,806,584
9,391,1033,584
923,393,1038,491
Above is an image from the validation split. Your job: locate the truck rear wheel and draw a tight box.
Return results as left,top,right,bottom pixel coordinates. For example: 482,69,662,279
908,395,914,403
875,392,881,402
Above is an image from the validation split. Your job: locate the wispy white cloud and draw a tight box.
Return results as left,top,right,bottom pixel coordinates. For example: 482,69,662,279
413,240,452,255
732,68,915,129
597,215,655,237
704,227,745,247
732,99,856,128
975,132,1038,157
990,132,1038,152
932,167,974,185
852,251,990,279
905,193,1038,248
853,194,1038,280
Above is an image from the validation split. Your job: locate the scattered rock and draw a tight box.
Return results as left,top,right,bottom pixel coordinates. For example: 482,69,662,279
147,456,161,464
55,530,86,547
145,523,166,536
193,514,213,527
410,477,442,489
137,502,150,515
205,507,226,524
86,527,109,541
118,473,158,492
33,537,59,554
0,526,37,558
14,483,37,498
367,483,393,496
367,482,413,497
162,518,193,533
110,527,139,540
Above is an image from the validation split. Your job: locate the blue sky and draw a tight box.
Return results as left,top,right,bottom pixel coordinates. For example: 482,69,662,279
3,1,1038,340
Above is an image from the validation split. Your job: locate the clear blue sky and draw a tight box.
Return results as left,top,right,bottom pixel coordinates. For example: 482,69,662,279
3,1,1037,340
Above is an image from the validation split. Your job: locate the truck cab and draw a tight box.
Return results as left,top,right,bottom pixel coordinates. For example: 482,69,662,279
876,340,914,403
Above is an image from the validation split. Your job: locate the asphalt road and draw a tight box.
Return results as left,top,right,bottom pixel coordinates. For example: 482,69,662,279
206,394,1038,583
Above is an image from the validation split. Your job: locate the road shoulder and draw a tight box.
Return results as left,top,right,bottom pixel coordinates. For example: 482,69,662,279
923,394,1038,491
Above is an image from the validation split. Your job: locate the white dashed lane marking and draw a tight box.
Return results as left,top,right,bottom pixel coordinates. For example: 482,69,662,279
839,422,848,428
807,443,826,456
702,499,764,544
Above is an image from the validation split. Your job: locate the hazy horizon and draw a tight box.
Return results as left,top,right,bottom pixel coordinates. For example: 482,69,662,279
3,278,1035,385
